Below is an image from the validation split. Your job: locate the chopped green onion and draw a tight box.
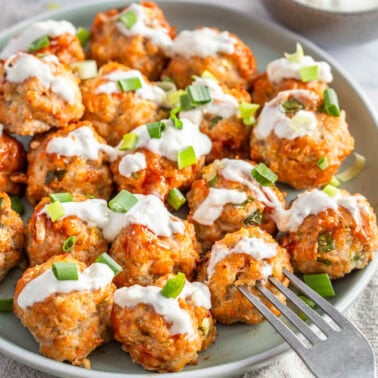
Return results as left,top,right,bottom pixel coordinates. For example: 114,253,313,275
161,272,186,298
298,295,316,321
156,80,176,93
303,273,335,297
198,317,211,336
52,262,79,281
167,188,186,210
28,35,50,52
162,76,174,83
280,98,304,114
146,121,165,139
317,232,334,253
208,174,218,187
177,146,197,169
323,88,340,117
336,152,366,182
62,236,76,252
322,184,340,198
118,10,138,30
95,252,122,276
0,298,13,312
76,27,90,46
251,163,278,186
10,196,24,215
109,190,138,213
71,60,97,80
237,102,259,126
284,43,304,63
86,194,95,199
0,198,3,210
328,176,341,187
244,210,263,225
300,65,318,82
119,132,139,151
46,201,65,222
201,70,217,81
117,77,142,92
210,115,223,127
170,107,183,129
49,192,73,203
187,85,212,105
180,93,194,110
167,90,186,107
317,157,329,170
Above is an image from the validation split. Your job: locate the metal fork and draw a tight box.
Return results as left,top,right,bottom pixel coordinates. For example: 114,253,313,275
238,268,376,378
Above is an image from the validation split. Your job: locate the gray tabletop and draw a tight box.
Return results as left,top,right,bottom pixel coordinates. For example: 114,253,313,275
0,1,377,377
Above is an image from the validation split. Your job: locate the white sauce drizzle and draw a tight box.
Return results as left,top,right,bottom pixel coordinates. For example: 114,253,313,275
4,53,77,105
17,263,114,309
169,28,236,57
115,3,172,49
118,152,147,177
267,55,333,84
0,20,76,59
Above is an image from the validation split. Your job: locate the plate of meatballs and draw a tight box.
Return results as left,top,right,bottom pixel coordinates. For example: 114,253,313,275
0,1,377,377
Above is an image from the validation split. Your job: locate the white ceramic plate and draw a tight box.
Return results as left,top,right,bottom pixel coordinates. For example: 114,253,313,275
0,1,377,377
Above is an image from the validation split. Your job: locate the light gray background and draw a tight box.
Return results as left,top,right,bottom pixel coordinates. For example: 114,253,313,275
0,1,377,377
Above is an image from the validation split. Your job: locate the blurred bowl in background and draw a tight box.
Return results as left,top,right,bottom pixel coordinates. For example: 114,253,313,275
261,0,378,46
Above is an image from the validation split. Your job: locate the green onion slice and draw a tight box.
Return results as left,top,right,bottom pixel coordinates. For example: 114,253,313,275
49,192,73,203
170,107,183,129
76,27,90,46
328,176,341,187
180,93,194,110
118,10,138,30
317,157,329,170
161,272,186,298
323,88,340,117
117,77,142,92
187,85,212,105
71,60,97,80
95,252,122,276
162,76,174,83
300,65,319,82
284,43,304,63
28,35,50,52
62,236,76,252
177,146,197,169
280,98,304,114
167,188,186,210
46,201,65,222
167,90,186,107
237,102,259,126
298,294,317,321
109,190,138,213
146,121,165,139
10,196,24,215
0,298,13,312
52,262,79,281
336,152,366,182
119,132,139,151
322,184,340,198
201,70,217,81
251,163,278,186
317,232,334,253
303,273,335,297
210,115,222,127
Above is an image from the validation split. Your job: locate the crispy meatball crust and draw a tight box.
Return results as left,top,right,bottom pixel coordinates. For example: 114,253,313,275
0,192,24,282
89,2,174,80
250,90,354,189
0,132,26,195
197,227,292,324
81,62,168,146
110,221,200,288
187,159,286,251
26,121,113,205
163,28,257,89
0,54,84,136
13,255,116,368
26,193,108,266
281,192,378,279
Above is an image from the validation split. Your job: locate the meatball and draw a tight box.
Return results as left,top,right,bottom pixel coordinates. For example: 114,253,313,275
163,27,257,89
197,226,292,324
280,189,378,279
187,158,286,251
109,193,200,287
13,254,116,368
0,20,85,66
0,192,24,282
0,52,84,135
179,76,253,162
26,193,108,266
250,89,354,189
26,121,113,205
80,62,168,145
89,2,174,80
0,130,26,195
110,117,211,200
112,274,215,372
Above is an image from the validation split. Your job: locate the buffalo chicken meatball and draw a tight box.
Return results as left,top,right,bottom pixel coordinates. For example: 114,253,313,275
280,189,378,279
187,158,286,251
112,274,215,372
80,62,168,145
0,20,84,66
13,255,116,368
26,121,113,205
163,27,257,89
89,2,174,80
0,192,24,282
110,117,211,200
250,89,354,189
197,227,292,324
0,52,84,135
